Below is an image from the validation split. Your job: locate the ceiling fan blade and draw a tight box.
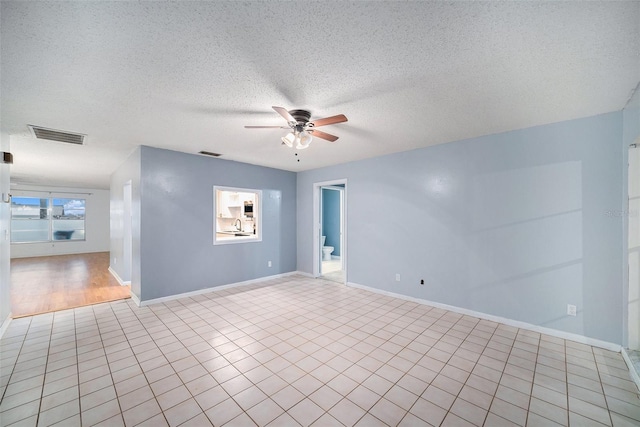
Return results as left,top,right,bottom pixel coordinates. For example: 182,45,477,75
244,125,289,129
310,129,339,142
309,114,348,127
272,106,296,123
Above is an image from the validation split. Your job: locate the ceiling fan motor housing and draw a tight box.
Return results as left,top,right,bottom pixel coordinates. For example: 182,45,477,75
289,109,312,124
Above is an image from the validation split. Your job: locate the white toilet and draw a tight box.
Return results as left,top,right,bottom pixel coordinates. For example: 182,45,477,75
321,236,334,261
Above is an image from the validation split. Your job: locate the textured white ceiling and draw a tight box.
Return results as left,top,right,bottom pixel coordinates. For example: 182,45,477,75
2,1,639,189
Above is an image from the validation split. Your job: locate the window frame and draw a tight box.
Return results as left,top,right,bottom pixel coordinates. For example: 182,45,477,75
10,196,87,244
213,186,262,245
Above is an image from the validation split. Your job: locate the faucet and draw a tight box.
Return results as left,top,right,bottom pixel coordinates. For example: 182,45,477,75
234,218,242,231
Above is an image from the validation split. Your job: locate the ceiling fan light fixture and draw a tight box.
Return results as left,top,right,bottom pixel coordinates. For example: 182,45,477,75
281,132,295,148
246,106,346,148
296,130,312,149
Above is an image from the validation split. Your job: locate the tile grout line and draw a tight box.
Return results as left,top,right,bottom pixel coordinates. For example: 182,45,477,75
592,344,616,427
180,283,344,425
396,308,473,426
0,317,31,406
525,330,544,427
109,300,174,426
462,320,517,427
386,307,491,425
5,277,640,427
128,297,230,425
35,315,53,427
100,302,130,426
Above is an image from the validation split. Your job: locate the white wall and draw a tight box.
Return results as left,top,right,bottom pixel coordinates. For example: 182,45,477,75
110,148,141,297
10,185,110,258
0,131,12,331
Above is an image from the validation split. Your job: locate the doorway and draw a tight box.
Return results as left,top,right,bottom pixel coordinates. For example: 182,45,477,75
313,180,346,283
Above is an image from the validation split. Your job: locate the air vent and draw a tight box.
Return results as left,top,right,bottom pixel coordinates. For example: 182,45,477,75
28,125,85,145
198,151,222,157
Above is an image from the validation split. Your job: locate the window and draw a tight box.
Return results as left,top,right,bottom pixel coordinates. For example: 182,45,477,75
214,186,261,245
11,197,86,243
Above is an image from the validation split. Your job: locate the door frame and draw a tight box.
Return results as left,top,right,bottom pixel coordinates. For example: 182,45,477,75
321,186,345,271
313,179,347,282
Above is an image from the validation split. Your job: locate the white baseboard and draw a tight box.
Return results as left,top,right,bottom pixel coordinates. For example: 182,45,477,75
108,266,131,286
347,281,621,353
294,270,315,278
621,348,640,390
0,313,12,340
130,292,141,307
137,271,301,307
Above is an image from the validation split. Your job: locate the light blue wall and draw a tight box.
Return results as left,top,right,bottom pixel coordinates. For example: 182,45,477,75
298,112,625,344
137,146,297,301
110,147,142,299
322,188,340,256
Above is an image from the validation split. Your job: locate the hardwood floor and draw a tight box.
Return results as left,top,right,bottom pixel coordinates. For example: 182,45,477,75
10,252,130,318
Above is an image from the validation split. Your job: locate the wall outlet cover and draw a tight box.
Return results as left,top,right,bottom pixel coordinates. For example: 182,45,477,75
567,304,577,316
395,273,400,282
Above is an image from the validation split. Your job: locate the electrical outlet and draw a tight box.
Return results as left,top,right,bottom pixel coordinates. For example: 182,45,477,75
268,261,272,267
567,304,577,316
395,273,400,282
114,257,117,265
420,279,424,285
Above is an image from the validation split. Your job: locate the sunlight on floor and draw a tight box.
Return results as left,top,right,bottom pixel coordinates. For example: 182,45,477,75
322,258,344,283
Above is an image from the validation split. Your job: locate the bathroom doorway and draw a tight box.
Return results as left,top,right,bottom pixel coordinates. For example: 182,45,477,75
313,179,347,284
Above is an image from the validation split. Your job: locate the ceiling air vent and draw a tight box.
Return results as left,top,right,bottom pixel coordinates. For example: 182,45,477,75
198,151,222,157
28,125,85,145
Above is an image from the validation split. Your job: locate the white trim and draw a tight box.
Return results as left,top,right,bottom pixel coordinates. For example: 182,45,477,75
213,186,262,246
138,271,301,307
108,266,131,286
621,348,640,391
314,179,347,283
295,270,315,278
313,184,320,278
347,281,621,352
130,292,141,307
0,314,12,339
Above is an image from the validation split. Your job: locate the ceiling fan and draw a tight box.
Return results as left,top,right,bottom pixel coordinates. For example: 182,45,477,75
245,106,348,150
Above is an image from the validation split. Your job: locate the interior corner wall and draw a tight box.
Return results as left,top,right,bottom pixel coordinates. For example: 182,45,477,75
110,147,142,300
297,111,625,345
0,130,12,326
138,146,297,302
10,185,110,259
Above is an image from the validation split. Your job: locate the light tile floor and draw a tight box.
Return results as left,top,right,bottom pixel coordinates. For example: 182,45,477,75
1,275,639,426
627,350,640,379
322,260,344,284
